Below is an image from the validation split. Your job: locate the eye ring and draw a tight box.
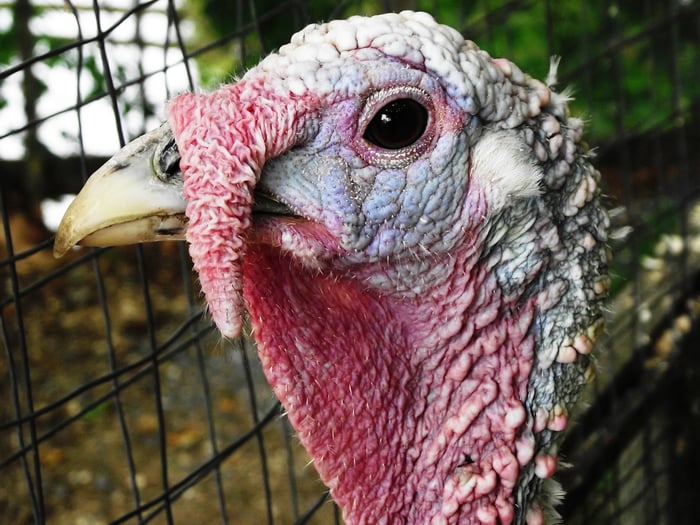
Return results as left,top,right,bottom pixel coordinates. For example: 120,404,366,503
358,86,435,167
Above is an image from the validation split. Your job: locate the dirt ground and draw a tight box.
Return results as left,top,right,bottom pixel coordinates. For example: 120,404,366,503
1,239,336,524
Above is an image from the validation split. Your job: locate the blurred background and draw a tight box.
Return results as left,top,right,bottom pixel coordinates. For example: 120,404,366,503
1,0,699,523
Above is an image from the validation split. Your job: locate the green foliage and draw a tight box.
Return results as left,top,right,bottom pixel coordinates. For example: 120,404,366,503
0,25,16,65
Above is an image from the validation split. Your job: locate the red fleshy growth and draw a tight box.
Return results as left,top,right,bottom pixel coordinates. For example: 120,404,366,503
243,238,537,524
167,82,313,338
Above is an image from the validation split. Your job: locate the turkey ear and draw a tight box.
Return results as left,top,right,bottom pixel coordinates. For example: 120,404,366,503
470,130,542,213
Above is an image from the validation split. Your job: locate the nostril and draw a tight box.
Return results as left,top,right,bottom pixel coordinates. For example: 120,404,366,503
157,137,182,181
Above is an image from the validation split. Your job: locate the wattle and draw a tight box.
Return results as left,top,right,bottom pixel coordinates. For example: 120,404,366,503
243,238,541,524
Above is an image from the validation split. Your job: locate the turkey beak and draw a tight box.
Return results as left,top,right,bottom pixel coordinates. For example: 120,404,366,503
53,124,187,258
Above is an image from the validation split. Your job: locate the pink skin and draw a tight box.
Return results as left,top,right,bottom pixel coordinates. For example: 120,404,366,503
168,74,541,523
170,75,538,517
166,37,562,524
168,78,320,338
242,219,537,523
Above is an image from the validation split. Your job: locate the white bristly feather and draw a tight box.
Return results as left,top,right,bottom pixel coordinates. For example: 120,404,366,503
471,130,543,213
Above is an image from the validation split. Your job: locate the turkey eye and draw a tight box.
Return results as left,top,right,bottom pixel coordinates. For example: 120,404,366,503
363,98,429,150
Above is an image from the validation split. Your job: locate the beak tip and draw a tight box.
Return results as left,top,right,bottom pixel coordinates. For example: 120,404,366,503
52,233,72,258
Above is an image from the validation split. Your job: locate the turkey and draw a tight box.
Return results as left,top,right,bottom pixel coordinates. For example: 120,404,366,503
54,11,609,524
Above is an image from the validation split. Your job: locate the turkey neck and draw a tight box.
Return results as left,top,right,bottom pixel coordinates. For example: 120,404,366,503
242,239,537,524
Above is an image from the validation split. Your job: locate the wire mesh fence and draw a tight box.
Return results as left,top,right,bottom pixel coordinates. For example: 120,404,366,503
1,0,699,524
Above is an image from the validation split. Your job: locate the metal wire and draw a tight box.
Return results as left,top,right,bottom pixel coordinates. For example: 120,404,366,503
1,1,699,524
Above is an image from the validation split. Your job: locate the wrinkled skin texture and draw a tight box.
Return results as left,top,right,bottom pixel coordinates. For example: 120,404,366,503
60,11,609,525
169,11,609,525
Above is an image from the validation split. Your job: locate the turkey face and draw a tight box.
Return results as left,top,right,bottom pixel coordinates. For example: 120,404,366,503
247,65,477,301
55,11,554,331
255,67,464,259
234,30,549,285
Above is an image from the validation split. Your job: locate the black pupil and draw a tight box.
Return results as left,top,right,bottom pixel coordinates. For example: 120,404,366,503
158,138,181,180
363,98,428,150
